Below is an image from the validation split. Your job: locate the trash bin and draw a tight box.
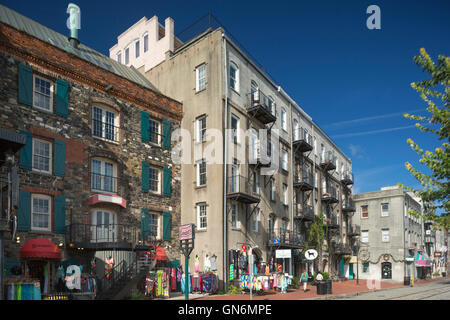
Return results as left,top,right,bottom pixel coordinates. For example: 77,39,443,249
442,272,447,278
326,279,332,294
404,277,411,286
316,281,327,295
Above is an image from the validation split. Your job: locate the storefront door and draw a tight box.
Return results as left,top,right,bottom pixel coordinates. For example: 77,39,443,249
349,263,354,279
381,262,392,279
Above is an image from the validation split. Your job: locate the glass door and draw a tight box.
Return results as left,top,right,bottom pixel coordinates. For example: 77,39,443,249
91,210,116,243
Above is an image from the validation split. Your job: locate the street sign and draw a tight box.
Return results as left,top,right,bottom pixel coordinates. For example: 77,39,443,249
305,249,318,260
275,249,291,259
179,224,195,240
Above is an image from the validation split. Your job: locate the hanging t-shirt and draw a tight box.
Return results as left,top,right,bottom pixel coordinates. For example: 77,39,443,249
211,255,217,271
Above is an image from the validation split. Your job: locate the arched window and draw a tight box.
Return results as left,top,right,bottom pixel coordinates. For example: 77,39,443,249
229,61,239,92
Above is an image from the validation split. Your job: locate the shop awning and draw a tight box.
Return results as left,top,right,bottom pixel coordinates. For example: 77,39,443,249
20,238,61,260
415,252,431,267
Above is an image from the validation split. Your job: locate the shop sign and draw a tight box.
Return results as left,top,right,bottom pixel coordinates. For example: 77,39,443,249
275,249,291,259
179,224,195,240
305,249,318,260
434,252,442,258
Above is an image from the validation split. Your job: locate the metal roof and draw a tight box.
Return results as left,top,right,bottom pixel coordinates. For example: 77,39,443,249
0,4,159,92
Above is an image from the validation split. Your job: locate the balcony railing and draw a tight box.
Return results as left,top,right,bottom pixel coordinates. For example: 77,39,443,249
269,228,305,247
91,172,119,193
324,214,339,228
293,127,313,153
249,141,272,167
334,242,352,255
341,171,354,185
0,176,11,232
92,119,120,142
347,224,360,237
295,204,315,221
246,89,277,124
322,185,338,203
293,169,314,191
227,175,260,204
320,151,336,171
66,223,151,250
342,199,356,212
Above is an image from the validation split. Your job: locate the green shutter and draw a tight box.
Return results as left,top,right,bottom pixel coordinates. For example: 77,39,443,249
55,79,69,117
141,111,149,142
18,63,33,106
162,212,171,241
53,139,66,177
162,120,171,150
162,167,172,197
141,208,149,241
19,131,33,171
54,196,66,234
18,190,31,231
141,161,149,192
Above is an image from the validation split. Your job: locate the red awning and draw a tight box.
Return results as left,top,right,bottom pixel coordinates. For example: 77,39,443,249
147,245,168,261
20,238,61,260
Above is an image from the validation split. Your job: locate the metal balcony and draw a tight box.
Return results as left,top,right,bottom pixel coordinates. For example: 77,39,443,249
321,185,339,204
246,89,277,125
333,242,352,255
294,204,315,222
249,141,272,168
340,171,354,185
293,169,314,191
91,172,120,193
324,214,339,229
268,228,305,248
320,151,336,171
342,199,356,213
293,128,313,154
347,224,360,237
227,175,260,204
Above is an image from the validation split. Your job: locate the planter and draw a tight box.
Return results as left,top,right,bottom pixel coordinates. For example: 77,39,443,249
404,276,411,286
316,281,327,295
325,279,332,294
442,272,447,277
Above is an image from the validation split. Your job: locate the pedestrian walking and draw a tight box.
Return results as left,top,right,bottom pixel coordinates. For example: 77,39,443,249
301,270,309,292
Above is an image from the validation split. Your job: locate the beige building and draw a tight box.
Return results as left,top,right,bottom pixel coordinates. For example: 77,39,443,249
110,15,357,288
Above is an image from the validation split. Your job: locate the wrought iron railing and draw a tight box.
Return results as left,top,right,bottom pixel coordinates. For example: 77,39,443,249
321,151,336,166
341,171,354,184
294,168,314,186
247,89,276,116
92,119,120,142
296,204,315,220
249,140,271,165
324,213,339,226
90,172,119,193
322,184,337,199
343,198,355,211
293,127,312,145
269,228,305,246
227,175,259,198
347,224,360,236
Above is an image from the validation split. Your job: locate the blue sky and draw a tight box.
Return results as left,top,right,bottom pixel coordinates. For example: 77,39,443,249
3,0,449,208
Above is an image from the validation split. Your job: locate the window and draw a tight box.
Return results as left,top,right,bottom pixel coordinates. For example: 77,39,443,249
91,159,117,193
196,64,206,92
252,208,259,232
229,62,239,91
92,106,118,142
281,108,287,131
197,159,206,186
91,210,116,243
269,215,275,237
196,115,207,143
283,184,288,205
148,213,159,238
149,118,161,145
381,203,389,217
231,204,239,229
143,33,149,52
281,149,288,171
32,138,52,174
33,75,53,112
361,205,369,218
252,173,259,194
125,47,129,64
250,81,259,105
362,262,369,273
31,194,51,231
231,114,239,144
270,178,275,201
197,203,207,230
281,219,288,235
361,230,369,243
117,52,122,64
135,40,140,58
149,167,161,194
293,119,299,140
268,96,275,115
382,229,390,242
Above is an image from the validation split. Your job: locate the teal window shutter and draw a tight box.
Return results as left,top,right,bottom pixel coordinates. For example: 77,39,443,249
162,212,171,241
141,208,149,241
141,161,149,192
162,120,171,150
54,196,66,234
162,167,172,197
141,111,149,142
18,63,33,106
55,79,69,117
18,190,31,231
53,139,66,177
19,131,33,171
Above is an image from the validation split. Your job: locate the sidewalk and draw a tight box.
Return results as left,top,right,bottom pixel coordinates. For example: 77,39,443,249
193,277,447,301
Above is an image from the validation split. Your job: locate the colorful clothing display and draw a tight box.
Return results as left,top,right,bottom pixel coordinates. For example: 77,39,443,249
4,280,41,300
105,257,115,280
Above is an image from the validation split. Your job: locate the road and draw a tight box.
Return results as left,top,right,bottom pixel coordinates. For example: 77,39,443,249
338,278,450,300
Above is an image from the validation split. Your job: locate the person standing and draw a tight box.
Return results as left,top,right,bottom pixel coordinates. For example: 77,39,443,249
301,270,309,292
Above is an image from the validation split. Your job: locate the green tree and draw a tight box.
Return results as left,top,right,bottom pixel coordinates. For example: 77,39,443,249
398,48,450,229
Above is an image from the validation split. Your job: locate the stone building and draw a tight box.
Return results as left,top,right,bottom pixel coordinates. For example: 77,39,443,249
110,14,357,288
0,4,182,298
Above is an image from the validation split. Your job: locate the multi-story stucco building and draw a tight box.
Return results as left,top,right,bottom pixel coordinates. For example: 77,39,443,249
110,14,357,288
353,186,429,283
0,4,182,299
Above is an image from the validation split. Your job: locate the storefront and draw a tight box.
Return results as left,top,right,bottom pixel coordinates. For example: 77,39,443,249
415,252,431,279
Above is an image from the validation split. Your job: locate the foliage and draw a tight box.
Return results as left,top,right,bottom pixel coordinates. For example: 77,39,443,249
322,272,330,280
227,284,242,295
432,272,441,277
307,212,327,250
398,48,450,229
291,276,299,286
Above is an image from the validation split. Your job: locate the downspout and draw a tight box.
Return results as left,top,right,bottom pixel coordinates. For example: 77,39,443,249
222,32,229,292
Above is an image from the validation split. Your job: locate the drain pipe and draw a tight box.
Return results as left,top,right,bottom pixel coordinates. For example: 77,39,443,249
222,32,229,292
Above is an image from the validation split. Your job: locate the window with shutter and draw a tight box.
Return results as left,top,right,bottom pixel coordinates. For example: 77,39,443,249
163,167,171,196
18,64,33,106
162,120,171,150
54,196,66,234
55,79,69,117
162,212,171,241
18,190,31,231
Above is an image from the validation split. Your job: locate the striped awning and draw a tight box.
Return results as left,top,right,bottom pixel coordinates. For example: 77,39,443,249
415,252,431,267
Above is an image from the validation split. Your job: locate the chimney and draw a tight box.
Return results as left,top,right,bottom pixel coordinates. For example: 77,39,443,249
66,3,81,48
